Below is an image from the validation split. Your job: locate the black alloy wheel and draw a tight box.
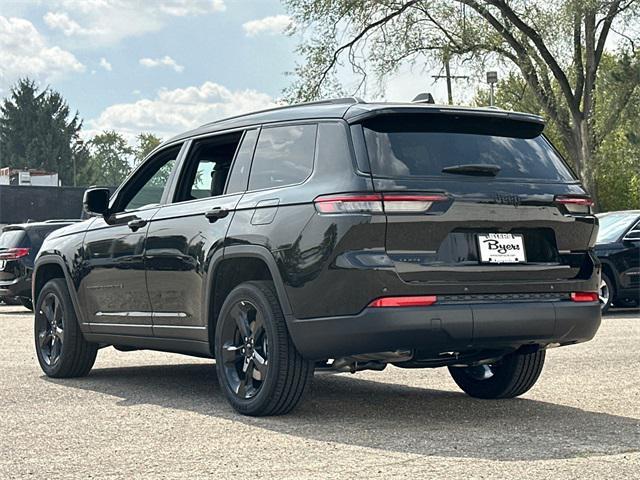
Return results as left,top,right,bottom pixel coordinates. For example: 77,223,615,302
215,281,313,416
219,300,269,399
448,350,546,399
34,278,98,378
36,292,65,367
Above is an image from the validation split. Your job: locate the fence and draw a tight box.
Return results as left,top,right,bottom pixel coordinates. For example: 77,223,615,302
0,185,89,224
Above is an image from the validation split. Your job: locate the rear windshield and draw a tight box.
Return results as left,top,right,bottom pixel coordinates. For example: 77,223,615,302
362,115,575,182
0,229,27,248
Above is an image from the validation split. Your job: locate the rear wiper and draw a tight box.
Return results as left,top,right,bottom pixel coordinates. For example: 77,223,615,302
442,164,501,176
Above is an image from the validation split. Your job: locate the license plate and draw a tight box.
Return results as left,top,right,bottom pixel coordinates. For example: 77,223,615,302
477,233,526,263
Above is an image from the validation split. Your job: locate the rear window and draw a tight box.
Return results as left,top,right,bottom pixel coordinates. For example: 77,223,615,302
362,115,575,182
248,124,317,191
0,229,28,248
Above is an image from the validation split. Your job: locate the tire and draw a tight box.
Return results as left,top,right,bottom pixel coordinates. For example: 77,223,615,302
215,281,313,416
448,350,546,399
20,297,33,311
34,278,98,378
600,273,614,314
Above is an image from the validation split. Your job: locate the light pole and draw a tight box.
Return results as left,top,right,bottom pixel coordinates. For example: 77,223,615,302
73,138,84,187
486,71,498,107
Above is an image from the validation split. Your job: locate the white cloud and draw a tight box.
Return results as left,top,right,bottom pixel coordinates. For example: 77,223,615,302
0,15,85,90
242,15,292,37
43,11,95,36
99,57,112,71
139,56,184,73
87,81,275,141
42,0,226,46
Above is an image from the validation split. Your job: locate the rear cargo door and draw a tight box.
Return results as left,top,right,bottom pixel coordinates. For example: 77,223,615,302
359,112,597,284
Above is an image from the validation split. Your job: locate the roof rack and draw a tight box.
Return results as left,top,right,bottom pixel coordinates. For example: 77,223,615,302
42,219,80,223
200,97,364,128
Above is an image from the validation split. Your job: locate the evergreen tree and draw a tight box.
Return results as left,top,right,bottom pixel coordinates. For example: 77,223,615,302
0,78,82,185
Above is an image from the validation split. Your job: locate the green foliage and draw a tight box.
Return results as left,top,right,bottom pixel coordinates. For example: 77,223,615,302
86,131,134,186
285,0,640,207
134,133,162,165
0,78,82,185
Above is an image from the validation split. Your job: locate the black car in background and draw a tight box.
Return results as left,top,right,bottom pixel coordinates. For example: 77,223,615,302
0,220,78,310
595,210,640,312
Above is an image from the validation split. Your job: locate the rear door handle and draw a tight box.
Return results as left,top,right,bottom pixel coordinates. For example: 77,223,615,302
204,207,229,223
127,219,148,231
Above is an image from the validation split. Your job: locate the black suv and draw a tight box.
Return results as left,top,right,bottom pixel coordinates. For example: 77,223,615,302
1,220,78,310
33,99,601,416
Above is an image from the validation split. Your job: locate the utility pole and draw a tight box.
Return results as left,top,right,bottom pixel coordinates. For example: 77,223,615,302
432,54,469,105
486,71,498,107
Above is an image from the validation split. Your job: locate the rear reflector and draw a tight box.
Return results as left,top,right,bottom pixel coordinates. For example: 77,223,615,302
315,193,447,214
570,292,598,302
0,248,30,261
368,295,437,308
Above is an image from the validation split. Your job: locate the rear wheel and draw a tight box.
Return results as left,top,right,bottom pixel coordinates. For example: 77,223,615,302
34,279,98,378
448,350,545,399
215,281,313,416
599,273,614,313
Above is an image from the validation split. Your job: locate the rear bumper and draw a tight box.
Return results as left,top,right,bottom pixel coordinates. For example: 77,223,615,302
288,301,601,360
0,277,30,298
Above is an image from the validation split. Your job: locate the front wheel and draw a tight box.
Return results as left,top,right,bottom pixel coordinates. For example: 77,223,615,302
34,279,98,378
448,350,545,399
215,281,313,416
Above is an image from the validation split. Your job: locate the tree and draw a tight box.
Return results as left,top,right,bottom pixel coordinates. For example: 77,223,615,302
86,131,133,186
474,58,640,211
285,0,640,202
0,78,83,185
134,133,162,165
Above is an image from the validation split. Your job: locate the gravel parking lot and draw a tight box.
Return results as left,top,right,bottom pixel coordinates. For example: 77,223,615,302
1,304,638,479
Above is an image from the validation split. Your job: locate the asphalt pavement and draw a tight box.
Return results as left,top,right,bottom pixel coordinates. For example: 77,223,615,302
1,304,638,479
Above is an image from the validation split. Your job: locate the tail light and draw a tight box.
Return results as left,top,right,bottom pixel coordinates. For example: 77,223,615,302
555,196,593,214
314,193,447,214
368,295,437,308
570,292,598,302
0,248,30,261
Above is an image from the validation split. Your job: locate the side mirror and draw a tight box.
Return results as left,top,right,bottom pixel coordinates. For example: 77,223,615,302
83,188,111,216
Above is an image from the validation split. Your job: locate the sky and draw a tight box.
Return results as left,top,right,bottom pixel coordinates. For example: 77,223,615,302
0,0,479,143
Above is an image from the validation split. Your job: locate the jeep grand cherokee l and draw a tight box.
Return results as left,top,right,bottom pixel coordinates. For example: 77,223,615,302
32,98,601,416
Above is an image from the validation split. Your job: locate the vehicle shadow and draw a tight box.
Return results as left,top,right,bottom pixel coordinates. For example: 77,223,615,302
46,362,640,462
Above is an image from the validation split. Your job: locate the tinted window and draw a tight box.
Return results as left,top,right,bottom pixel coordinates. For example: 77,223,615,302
226,129,258,194
174,133,242,202
0,229,27,248
123,146,181,211
249,124,317,191
363,115,575,181
597,213,639,243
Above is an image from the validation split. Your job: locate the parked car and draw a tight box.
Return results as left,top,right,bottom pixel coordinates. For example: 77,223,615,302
0,220,79,310
594,210,640,312
32,98,601,416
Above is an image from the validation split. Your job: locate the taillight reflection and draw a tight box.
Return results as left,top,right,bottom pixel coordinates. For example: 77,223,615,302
555,196,593,214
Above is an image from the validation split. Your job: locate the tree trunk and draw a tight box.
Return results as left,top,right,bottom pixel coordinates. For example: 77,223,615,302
570,117,599,210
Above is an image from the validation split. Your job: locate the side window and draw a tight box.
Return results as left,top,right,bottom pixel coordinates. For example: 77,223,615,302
225,129,259,194
121,145,181,212
174,132,243,202
248,124,317,191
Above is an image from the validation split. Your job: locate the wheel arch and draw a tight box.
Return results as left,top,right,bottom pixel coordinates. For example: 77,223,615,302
599,260,618,293
33,257,85,326
205,245,293,354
